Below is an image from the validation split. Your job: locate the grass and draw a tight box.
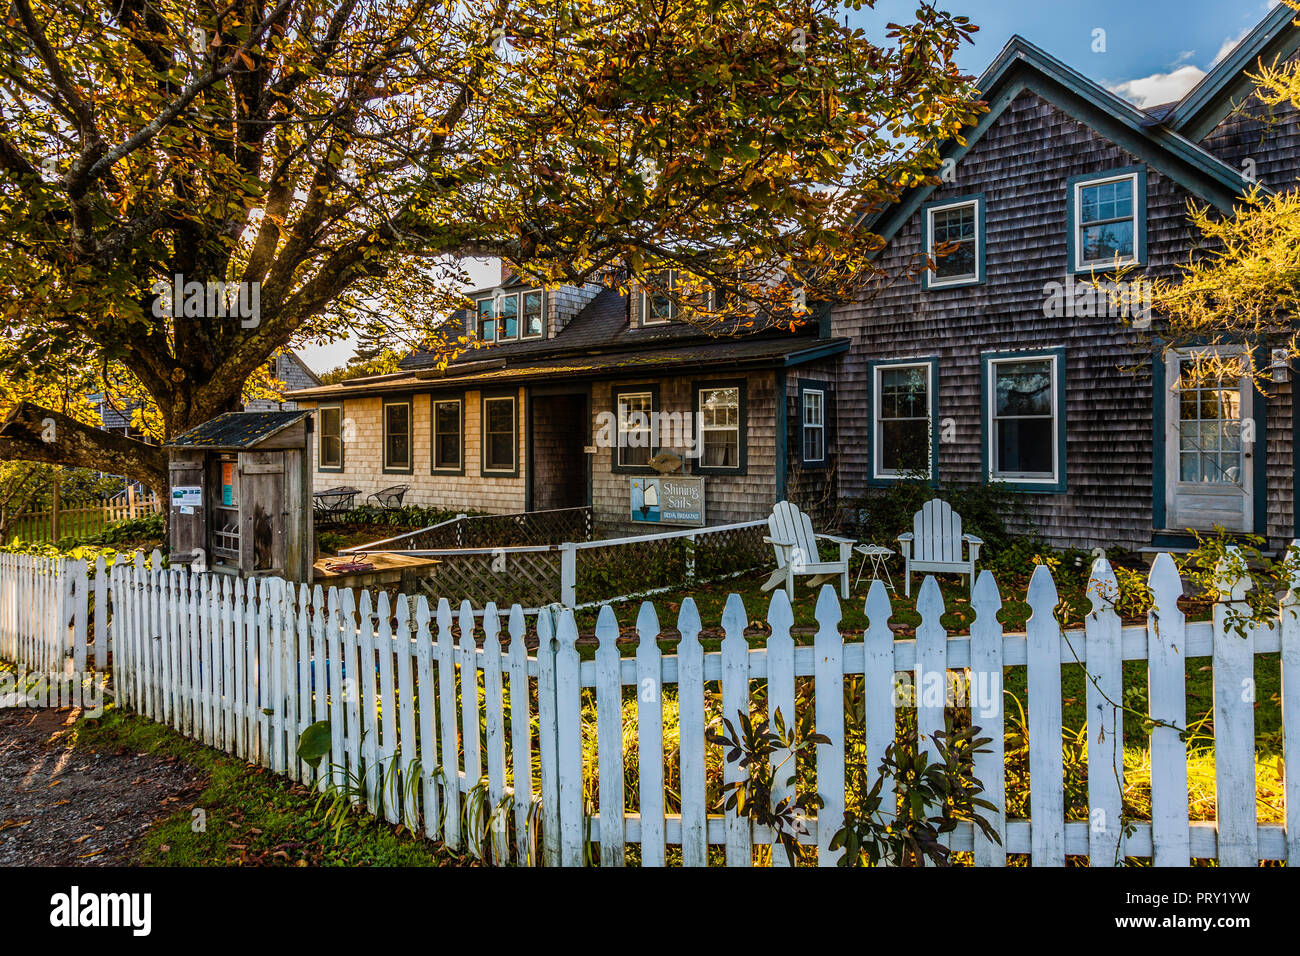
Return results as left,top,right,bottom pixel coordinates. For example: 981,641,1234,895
70,705,473,867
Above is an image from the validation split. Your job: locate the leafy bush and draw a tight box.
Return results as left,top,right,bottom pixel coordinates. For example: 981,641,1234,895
333,505,468,529
848,479,1027,557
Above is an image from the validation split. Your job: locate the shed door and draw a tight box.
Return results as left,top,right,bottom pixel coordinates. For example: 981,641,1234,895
168,453,207,563
1164,350,1253,533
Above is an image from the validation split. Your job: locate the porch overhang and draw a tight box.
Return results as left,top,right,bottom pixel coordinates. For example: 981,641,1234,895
287,338,850,402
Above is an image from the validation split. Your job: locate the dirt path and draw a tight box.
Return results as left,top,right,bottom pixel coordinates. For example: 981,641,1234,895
0,707,204,866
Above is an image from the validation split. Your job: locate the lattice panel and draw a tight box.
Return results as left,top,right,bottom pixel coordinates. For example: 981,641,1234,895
420,549,562,609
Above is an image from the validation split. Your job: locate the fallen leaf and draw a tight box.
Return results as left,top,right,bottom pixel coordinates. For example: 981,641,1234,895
78,848,106,859
72,834,91,844
0,819,32,832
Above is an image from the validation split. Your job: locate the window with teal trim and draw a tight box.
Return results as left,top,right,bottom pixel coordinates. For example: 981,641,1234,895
923,196,983,289
1068,169,1144,273
983,350,1065,491
872,360,935,480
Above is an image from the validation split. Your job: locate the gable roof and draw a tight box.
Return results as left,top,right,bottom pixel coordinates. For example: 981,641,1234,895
165,410,310,450
865,34,1260,245
1164,4,1300,141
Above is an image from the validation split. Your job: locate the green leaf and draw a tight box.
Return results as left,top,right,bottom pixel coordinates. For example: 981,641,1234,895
297,720,333,770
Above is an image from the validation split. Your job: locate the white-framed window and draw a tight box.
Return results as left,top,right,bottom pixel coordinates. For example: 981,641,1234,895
872,362,934,479
432,398,462,472
382,399,412,472
802,389,825,463
318,404,343,470
698,384,741,470
985,352,1063,486
522,290,544,337
640,271,677,325
476,297,496,342
924,198,982,288
1071,172,1140,271
482,395,517,474
616,389,654,468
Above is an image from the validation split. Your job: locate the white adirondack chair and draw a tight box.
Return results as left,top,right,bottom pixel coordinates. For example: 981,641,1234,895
897,499,983,598
761,500,854,599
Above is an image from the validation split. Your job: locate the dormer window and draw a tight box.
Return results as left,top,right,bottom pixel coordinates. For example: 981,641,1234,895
476,289,544,341
640,271,677,326
522,291,544,337
476,298,496,342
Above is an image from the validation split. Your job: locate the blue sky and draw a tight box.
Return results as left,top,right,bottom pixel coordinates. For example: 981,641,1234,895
851,0,1282,107
299,0,1284,373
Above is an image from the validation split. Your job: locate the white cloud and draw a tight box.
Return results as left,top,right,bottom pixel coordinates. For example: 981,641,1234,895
1211,24,1256,65
1109,64,1207,108
1109,3,1280,110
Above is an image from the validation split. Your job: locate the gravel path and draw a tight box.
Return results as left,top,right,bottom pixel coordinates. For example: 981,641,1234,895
0,707,203,866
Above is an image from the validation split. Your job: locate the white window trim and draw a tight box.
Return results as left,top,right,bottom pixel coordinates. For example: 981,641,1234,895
640,271,677,326
802,389,825,464
985,352,1061,485
616,390,654,467
431,398,462,472
382,399,413,471
699,386,740,468
924,198,982,289
475,297,496,342
521,289,545,339
318,403,343,469
872,361,935,480
1072,172,1140,272
482,395,517,473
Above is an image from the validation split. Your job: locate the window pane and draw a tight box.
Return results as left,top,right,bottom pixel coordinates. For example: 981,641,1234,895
385,404,410,468
880,368,928,419
319,407,341,467
803,391,823,427
484,399,514,470
489,434,513,469
499,294,518,339
994,361,1052,416
700,387,740,468
703,430,737,467
523,292,543,336
931,204,977,281
995,418,1052,475
434,401,460,469
1081,220,1134,263
477,300,495,341
881,419,929,474
803,425,824,462
617,392,653,466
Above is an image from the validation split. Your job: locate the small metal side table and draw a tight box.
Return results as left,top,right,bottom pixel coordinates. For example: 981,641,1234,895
853,544,896,592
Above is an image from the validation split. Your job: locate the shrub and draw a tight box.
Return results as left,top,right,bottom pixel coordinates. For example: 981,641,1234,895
848,479,1027,557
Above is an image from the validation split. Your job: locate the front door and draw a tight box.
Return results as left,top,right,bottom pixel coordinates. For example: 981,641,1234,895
1164,350,1254,533
529,391,590,511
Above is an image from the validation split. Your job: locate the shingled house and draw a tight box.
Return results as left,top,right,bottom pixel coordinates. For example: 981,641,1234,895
288,5,1300,550
830,4,1300,552
286,272,847,532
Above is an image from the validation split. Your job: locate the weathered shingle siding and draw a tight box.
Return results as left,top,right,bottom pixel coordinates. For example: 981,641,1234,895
785,359,841,527
833,90,1223,550
590,370,778,533
1197,49,1300,195
296,391,527,514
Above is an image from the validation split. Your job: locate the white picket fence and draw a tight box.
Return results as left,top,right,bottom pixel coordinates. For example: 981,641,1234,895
2,546,1298,866
0,552,107,707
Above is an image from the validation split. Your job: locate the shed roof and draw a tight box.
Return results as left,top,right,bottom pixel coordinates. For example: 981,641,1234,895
165,410,310,450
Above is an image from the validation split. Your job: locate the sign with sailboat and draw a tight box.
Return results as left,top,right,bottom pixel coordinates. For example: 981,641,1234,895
630,476,705,526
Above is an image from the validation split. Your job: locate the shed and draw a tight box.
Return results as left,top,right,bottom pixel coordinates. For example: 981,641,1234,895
164,411,314,583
